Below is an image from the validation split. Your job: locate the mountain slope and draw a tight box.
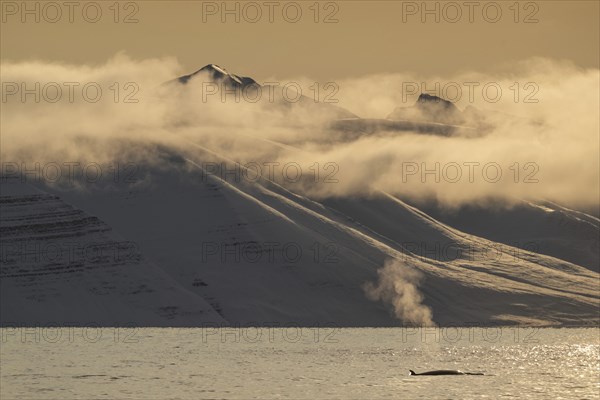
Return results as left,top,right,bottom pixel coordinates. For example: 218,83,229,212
413,200,599,272
3,136,596,327
0,179,226,326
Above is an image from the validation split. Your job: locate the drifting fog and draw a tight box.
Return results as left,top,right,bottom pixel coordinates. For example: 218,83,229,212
1,54,599,210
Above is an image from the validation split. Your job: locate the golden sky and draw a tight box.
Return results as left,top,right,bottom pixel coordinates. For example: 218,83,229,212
1,0,599,80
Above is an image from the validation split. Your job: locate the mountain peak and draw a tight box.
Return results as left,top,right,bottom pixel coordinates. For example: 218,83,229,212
201,63,227,72
178,64,257,87
386,93,464,125
416,93,456,109
198,63,230,77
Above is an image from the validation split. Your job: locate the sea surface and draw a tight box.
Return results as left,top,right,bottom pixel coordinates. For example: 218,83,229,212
1,327,598,399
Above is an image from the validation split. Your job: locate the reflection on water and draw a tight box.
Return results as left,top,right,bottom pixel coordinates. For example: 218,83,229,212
1,327,598,399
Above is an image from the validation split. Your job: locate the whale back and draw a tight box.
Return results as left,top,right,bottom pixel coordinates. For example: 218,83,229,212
409,370,465,376
422,370,464,375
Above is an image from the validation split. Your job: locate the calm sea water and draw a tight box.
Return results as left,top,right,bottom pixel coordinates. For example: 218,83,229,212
1,327,598,399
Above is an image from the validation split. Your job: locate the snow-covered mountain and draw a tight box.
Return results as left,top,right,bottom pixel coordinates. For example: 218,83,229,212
1,66,598,327
2,159,597,327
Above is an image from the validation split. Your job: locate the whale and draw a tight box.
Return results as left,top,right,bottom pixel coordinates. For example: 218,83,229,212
409,370,484,376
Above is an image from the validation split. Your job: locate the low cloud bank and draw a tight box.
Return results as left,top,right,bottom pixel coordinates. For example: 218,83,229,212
1,54,598,209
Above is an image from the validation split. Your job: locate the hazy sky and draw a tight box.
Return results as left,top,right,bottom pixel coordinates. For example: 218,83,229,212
1,1,598,80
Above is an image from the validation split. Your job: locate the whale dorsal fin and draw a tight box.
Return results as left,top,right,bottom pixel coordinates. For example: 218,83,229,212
409,370,416,375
